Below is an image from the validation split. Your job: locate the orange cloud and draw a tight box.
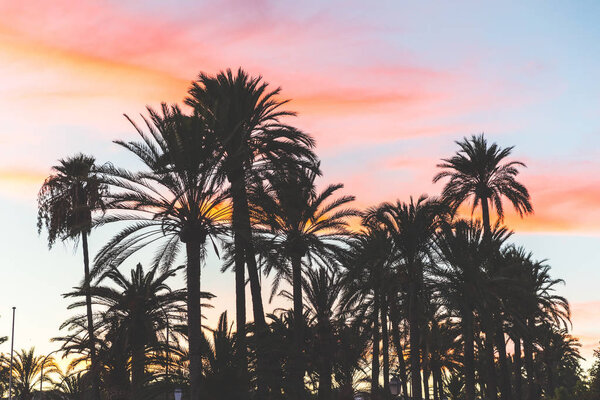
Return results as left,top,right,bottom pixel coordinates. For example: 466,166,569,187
0,169,46,200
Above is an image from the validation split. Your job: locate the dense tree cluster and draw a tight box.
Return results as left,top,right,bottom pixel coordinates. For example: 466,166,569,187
0,69,591,400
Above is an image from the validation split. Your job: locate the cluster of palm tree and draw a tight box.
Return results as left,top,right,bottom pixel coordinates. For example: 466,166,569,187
20,68,582,400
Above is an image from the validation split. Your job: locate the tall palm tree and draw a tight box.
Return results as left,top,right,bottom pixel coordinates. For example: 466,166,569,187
366,196,445,400
248,165,356,398
185,69,319,395
343,225,398,400
434,134,532,399
66,263,186,399
433,133,532,237
434,219,492,400
10,348,59,400
93,104,229,400
38,153,106,400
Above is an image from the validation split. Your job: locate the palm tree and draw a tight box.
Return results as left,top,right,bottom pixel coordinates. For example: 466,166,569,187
200,312,247,400
343,225,398,400
434,219,492,400
185,69,318,395
535,325,582,396
302,267,344,400
433,133,532,238
508,248,570,400
93,104,230,400
38,153,106,400
434,134,532,400
65,263,186,399
10,348,59,400
366,196,445,400
248,165,356,398
53,371,88,400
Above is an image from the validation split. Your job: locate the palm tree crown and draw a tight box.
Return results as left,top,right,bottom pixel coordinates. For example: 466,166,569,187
38,153,106,245
94,104,230,270
433,133,532,233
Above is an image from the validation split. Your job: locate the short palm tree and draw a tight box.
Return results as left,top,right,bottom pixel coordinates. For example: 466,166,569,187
200,311,246,399
65,263,186,399
10,348,59,400
302,267,344,400
186,69,318,396
507,248,570,400
54,370,88,400
249,166,356,399
433,133,532,237
38,153,106,400
535,325,582,396
93,104,230,400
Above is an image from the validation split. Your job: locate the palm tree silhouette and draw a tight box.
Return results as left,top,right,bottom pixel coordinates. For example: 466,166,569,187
433,134,532,238
343,225,398,400
38,153,106,400
434,219,493,400
200,311,248,399
509,248,570,400
53,370,88,399
10,348,59,400
248,165,356,398
366,196,445,400
93,104,229,400
302,267,344,400
66,263,186,399
186,68,318,396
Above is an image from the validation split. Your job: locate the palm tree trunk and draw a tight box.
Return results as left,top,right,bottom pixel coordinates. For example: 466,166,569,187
391,311,409,397
229,168,267,396
185,239,203,400
381,298,390,397
481,195,492,239
430,323,440,400
545,357,555,397
524,320,537,400
318,365,333,400
291,253,304,399
482,319,498,400
131,341,145,400
408,266,422,400
317,322,333,400
432,361,442,400
494,321,513,400
475,329,489,398
514,336,522,400
81,232,100,400
462,306,476,400
372,293,380,400
233,226,248,394
422,338,431,400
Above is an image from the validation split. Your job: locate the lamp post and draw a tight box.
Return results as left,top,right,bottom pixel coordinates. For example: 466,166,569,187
174,388,183,400
390,375,402,398
9,307,16,400
159,305,171,400
40,349,61,393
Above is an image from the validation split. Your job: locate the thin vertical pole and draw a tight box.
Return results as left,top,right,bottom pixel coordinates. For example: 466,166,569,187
9,306,16,400
166,315,169,400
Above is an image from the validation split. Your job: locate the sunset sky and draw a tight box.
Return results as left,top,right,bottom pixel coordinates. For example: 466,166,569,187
1,1,599,366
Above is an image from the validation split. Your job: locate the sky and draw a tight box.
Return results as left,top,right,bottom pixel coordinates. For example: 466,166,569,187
1,0,600,368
